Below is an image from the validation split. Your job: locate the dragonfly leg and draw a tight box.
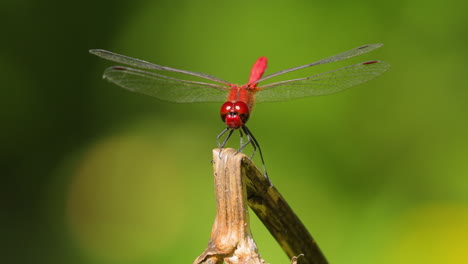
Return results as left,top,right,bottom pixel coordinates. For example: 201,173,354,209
239,128,244,149
217,127,234,158
234,128,248,156
241,126,271,184
238,129,256,158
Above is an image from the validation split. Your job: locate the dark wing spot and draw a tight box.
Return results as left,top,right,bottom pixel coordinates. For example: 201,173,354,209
358,44,370,49
112,66,128,70
362,60,378,65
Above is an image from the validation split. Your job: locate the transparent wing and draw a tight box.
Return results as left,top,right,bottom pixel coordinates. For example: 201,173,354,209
90,49,231,85
103,66,230,103
255,60,390,102
256,43,383,84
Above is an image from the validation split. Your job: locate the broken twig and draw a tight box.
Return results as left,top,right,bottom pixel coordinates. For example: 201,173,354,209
194,148,327,264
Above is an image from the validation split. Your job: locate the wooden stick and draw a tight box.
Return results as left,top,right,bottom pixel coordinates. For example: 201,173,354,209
194,148,263,264
194,148,327,264
243,154,328,264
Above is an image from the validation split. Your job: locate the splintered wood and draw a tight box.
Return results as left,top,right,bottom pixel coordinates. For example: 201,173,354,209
194,149,327,264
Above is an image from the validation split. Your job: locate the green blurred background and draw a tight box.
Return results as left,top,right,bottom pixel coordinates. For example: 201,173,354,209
2,0,468,263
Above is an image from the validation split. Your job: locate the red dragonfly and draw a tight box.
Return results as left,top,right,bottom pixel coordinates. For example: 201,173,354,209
90,44,390,180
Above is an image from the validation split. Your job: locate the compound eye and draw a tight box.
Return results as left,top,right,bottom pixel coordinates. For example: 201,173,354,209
233,101,249,115
233,101,250,124
220,102,233,115
220,102,234,122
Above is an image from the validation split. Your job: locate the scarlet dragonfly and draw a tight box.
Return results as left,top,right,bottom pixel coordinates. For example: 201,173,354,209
90,44,390,180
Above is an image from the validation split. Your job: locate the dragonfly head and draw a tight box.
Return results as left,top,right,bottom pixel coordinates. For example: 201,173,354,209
220,101,250,129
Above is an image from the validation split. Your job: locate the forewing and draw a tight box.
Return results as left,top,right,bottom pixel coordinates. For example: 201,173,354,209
90,49,230,85
255,60,390,102
103,66,230,103
256,44,383,83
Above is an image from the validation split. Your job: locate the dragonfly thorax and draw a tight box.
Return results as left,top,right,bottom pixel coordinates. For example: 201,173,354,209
220,101,250,129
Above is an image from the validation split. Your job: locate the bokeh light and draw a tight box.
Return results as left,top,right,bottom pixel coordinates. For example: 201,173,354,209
67,132,185,262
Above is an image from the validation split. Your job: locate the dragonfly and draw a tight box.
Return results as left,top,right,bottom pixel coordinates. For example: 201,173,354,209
90,44,390,181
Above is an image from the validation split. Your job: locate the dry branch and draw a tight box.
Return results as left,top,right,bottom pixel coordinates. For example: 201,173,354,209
194,148,327,264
